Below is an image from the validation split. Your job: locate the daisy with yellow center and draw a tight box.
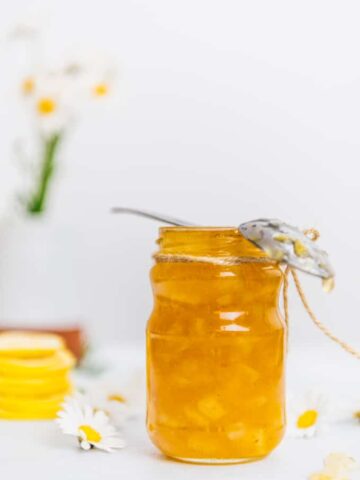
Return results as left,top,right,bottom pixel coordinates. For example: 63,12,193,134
297,409,318,429
353,410,360,422
85,386,130,427
309,453,357,480
56,396,126,452
92,82,109,97
78,424,103,448
37,97,57,116
81,370,146,427
107,393,126,403
288,391,329,438
21,77,35,95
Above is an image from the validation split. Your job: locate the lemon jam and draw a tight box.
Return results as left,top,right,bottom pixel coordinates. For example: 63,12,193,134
146,227,286,464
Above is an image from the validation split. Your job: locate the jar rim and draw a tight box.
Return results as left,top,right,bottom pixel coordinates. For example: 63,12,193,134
156,226,269,259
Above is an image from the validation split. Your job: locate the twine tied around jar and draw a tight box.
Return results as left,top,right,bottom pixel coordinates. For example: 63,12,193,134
154,229,360,360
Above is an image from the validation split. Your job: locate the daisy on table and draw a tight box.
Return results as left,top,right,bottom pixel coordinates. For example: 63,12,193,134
79,369,146,427
287,390,330,438
342,393,360,424
326,396,360,425
309,452,357,480
57,396,125,452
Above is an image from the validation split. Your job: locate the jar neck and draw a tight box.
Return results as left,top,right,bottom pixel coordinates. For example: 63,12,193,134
156,227,267,259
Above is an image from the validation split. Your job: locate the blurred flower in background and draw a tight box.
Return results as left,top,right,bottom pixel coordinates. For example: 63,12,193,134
6,16,117,216
0,10,119,351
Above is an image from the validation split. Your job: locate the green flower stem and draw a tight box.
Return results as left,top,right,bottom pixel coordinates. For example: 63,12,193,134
26,133,62,215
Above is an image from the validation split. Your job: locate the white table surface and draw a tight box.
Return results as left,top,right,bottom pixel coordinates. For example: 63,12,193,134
1,342,359,480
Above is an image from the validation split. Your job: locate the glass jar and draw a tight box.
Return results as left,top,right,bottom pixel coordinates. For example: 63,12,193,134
146,227,286,464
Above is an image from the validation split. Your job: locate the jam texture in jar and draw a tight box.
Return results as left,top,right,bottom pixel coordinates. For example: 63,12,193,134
146,227,286,464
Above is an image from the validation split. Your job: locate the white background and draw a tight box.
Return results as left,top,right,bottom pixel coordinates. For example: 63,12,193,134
0,0,359,349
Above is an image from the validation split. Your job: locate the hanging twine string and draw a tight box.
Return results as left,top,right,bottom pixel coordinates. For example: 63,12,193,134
283,266,290,336
154,230,360,360
285,267,360,360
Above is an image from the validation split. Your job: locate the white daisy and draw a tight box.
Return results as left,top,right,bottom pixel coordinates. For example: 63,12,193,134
347,397,360,424
326,397,360,425
21,55,116,138
309,452,357,480
56,396,126,452
64,50,117,99
82,369,145,427
287,390,329,438
25,70,80,137
85,384,130,427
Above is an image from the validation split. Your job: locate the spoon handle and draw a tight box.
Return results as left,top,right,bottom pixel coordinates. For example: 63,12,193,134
111,207,194,226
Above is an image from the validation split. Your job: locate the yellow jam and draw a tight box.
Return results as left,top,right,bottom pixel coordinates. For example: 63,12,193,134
146,227,286,463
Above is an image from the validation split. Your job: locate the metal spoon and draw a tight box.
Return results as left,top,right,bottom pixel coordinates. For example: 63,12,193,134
112,207,334,281
111,207,193,226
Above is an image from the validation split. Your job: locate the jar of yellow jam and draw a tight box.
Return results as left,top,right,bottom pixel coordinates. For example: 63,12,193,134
146,227,286,464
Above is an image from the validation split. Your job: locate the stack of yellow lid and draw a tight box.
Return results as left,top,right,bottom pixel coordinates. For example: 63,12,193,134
0,331,75,420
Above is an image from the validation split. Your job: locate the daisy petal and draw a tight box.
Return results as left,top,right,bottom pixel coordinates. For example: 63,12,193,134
56,396,126,452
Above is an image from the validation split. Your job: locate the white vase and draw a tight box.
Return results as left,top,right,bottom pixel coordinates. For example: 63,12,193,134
0,215,82,330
